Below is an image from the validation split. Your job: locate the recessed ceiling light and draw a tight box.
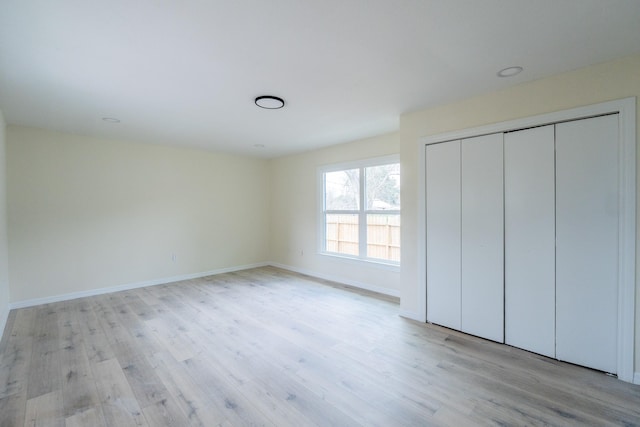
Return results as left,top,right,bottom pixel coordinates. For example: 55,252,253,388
497,66,523,78
255,96,285,109
102,117,121,123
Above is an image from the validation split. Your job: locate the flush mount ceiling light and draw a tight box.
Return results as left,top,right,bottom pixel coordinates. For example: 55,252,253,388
102,117,121,123
497,66,523,78
255,95,285,109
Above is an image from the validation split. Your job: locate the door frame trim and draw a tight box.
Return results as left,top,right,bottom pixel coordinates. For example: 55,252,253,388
417,97,636,382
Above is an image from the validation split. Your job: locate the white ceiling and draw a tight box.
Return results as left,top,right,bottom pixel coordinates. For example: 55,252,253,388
1,1,640,158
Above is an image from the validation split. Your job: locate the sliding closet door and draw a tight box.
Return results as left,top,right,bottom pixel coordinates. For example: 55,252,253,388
504,126,555,357
556,114,619,374
461,133,504,342
426,141,461,330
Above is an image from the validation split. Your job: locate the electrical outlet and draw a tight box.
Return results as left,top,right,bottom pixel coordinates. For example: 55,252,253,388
171,253,177,262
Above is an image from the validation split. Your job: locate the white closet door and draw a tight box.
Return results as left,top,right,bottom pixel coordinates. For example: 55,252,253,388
504,125,556,357
426,141,461,330
556,114,619,374
461,133,504,342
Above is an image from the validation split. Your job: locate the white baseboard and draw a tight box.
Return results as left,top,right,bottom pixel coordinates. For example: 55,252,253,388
269,262,401,298
9,262,269,309
634,372,640,385
399,309,426,322
8,261,402,310
0,304,9,341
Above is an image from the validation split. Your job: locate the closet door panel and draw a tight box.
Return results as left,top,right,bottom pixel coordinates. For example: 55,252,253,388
556,114,618,374
461,133,504,342
504,125,556,357
426,141,461,330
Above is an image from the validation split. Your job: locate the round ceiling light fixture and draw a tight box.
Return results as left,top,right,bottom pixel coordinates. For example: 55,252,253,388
102,117,121,123
497,66,523,78
255,95,285,109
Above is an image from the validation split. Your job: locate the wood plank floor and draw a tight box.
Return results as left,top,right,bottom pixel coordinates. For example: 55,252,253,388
1,266,639,426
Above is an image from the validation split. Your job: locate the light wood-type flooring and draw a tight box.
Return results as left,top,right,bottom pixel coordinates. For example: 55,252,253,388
1,267,639,426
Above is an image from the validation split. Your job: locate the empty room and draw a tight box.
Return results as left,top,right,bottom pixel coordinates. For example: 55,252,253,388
1,1,640,425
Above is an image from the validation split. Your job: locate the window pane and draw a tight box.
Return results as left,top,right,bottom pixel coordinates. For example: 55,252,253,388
325,214,359,256
325,169,359,210
365,163,400,210
366,214,400,262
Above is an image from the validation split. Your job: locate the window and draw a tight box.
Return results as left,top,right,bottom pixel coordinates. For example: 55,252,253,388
319,156,400,264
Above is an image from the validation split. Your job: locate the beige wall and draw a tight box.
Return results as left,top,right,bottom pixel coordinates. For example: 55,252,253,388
7,126,270,302
398,54,640,371
269,132,401,296
0,111,9,332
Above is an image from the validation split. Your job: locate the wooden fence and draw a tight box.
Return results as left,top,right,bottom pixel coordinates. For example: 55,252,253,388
326,214,400,262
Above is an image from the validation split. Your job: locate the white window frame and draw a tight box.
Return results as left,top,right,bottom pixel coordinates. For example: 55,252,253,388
317,154,400,268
